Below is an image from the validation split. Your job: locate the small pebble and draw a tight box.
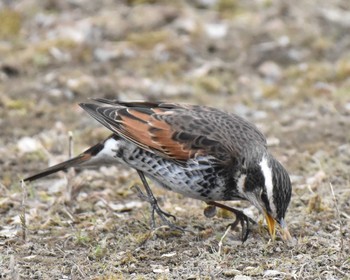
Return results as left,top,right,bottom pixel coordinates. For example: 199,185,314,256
204,22,228,39
266,137,280,147
344,102,350,112
223,269,241,277
17,137,40,153
233,275,252,280
263,269,281,277
258,61,282,82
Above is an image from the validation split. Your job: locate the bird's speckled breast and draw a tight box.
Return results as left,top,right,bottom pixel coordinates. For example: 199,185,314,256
113,139,238,201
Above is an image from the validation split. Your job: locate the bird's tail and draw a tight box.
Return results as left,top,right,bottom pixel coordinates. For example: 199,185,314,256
23,154,89,182
23,140,106,182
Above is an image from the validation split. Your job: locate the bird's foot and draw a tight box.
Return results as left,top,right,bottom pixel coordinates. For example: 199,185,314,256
132,184,185,232
206,201,256,242
227,208,251,242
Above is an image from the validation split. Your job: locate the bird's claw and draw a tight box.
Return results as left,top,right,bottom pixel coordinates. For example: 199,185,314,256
227,209,251,242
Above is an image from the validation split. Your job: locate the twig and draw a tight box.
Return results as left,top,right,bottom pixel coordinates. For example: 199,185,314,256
68,131,74,159
62,206,75,222
20,180,27,242
340,211,350,220
73,262,86,278
333,266,347,277
297,262,307,278
66,131,74,202
218,225,231,256
329,182,344,254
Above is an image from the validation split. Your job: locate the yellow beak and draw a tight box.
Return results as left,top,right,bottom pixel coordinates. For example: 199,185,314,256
264,212,293,242
264,212,276,240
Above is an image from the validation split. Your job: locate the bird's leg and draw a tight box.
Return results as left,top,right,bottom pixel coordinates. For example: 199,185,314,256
132,184,157,228
135,170,184,231
206,201,256,242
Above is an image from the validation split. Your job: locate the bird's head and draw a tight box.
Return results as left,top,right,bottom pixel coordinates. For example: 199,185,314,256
242,154,292,241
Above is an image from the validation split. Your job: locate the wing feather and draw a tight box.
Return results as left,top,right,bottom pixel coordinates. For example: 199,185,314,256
80,100,266,163
80,102,217,161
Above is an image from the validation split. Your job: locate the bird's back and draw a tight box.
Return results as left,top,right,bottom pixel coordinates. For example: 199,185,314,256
81,100,267,165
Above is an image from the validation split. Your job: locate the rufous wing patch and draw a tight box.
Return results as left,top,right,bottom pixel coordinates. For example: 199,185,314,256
149,119,192,160
118,109,153,148
117,108,199,161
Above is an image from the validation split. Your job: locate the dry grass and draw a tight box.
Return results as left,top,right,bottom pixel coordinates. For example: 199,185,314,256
1,0,350,279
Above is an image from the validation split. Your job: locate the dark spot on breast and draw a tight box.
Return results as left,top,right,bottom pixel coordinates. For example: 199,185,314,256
115,147,124,158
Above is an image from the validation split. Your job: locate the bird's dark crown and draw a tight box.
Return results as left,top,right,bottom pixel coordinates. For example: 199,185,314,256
270,157,292,222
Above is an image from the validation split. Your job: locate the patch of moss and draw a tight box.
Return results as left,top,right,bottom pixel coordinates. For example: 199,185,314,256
335,59,350,81
303,63,332,83
285,62,334,95
285,62,331,83
215,0,239,17
92,243,107,260
92,274,125,280
75,230,91,245
15,38,92,68
120,251,137,265
311,37,332,55
133,231,153,245
4,98,28,110
216,0,238,11
333,86,350,99
0,9,21,39
127,31,169,49
134,276,147,280
126,0,163,5
261,84,280,98
154,228,183,239
22,150,47,163
33,38,77,66
32,52,51,67
262,0,273,8
37,191,53,203
217,208,234,219
193,75,222,93
153,61,182,77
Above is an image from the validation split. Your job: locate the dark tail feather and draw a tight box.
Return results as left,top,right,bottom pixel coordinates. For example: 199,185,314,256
23,153,91,182
23,136,109,182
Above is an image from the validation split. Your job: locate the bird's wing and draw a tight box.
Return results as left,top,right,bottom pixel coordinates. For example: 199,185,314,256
80,101,244,163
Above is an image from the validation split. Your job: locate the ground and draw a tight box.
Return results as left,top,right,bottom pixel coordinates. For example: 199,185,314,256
0,0,350,279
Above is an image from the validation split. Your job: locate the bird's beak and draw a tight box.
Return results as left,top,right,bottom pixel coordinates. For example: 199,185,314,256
264,213,293,242
264,212,276,240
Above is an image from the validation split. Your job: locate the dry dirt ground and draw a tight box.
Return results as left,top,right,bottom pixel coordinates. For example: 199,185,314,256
1,0,350,279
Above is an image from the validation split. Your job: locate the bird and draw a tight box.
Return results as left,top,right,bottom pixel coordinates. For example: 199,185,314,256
23,99,292,241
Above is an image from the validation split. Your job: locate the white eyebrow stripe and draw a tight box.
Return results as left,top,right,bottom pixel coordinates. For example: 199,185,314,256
259,156,276,215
